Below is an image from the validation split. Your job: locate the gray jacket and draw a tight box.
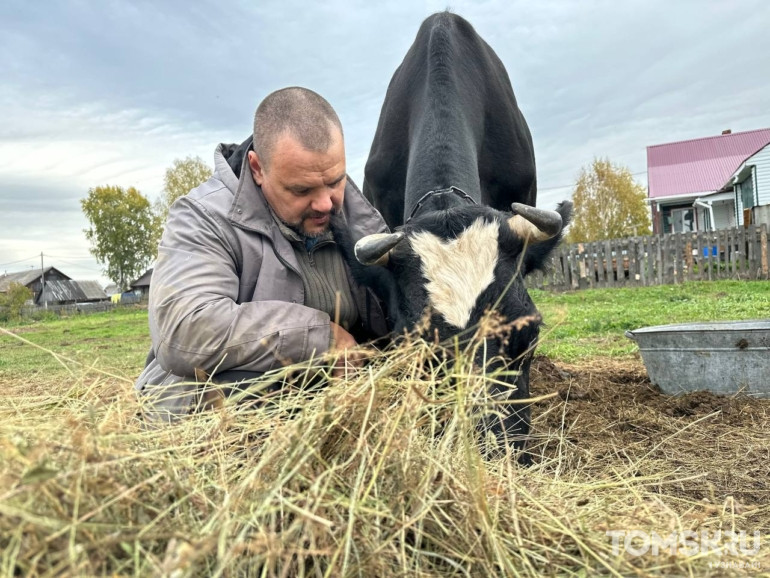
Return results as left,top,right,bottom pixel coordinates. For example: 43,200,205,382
135,139,389,418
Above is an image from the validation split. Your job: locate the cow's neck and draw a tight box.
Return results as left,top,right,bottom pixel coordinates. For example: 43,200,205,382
406,186,477,223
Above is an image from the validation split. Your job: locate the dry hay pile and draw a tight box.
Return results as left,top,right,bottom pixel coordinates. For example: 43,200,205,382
1,329,769,576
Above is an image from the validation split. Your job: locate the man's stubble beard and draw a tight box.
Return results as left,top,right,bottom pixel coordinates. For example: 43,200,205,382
286,206,341,239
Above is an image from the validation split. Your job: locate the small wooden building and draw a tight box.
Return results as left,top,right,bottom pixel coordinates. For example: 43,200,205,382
130,268,153,300
0,266,71,304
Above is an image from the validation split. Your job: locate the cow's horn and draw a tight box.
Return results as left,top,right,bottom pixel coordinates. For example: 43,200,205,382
508,203,563,242
354,232,404,265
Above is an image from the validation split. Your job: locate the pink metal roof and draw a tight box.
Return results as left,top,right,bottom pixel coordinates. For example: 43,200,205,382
647,128,770,199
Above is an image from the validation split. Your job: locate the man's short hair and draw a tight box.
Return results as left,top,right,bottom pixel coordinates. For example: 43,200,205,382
253,87,343,168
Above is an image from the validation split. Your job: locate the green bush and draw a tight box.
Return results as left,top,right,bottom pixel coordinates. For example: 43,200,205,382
0,283,32,321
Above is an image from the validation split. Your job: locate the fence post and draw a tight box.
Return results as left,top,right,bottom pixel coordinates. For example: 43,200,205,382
762,224,769,280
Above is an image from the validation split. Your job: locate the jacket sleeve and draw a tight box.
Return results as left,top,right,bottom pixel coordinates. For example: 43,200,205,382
149,195,331,377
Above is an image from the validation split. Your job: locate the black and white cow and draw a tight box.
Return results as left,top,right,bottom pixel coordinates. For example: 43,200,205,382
334,12,571,457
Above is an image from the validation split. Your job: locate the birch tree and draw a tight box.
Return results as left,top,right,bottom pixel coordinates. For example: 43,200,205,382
568,158,651,243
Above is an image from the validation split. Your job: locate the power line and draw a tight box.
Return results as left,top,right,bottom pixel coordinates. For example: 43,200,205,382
0,255,40,268
539,171,647,193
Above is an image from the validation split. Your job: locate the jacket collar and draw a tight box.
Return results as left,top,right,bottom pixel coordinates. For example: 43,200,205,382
213,141,276,236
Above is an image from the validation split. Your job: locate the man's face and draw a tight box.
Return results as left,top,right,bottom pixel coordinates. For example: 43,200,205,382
248,129,346,237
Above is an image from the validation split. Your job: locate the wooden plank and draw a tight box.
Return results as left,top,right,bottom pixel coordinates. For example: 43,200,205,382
589,241,599,288
739,226,747,279
595,240,606,287
647,235,655,287
727,228,735,278
685,236,694,282
582,242,592,289
695,230,704,282
558,248,569,289
746,225,756,279
626,237,636,286
706,231,713,282
762,224,769,280
669,233,678,284
567,243,578,290
621,238,630,286
713,229,722,280
656,234,664,286
661,234,671,285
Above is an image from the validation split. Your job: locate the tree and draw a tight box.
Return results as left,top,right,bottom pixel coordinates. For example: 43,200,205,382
81,185,162,291
567,158,651,243
0,282,33,320
154,156,212,225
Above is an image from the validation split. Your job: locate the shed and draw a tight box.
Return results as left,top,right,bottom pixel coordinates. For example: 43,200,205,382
0,267,71,304
130,268,153,300
38,280,108,305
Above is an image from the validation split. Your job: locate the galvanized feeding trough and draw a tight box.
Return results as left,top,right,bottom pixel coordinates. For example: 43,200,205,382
625,320,770,398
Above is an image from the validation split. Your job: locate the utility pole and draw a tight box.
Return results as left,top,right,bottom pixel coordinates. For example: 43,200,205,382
40,252,47,309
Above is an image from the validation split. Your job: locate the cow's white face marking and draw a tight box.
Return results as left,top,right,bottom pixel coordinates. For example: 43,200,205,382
409,218,499,329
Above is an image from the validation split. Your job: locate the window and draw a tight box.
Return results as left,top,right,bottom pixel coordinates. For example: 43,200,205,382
664,207,695,233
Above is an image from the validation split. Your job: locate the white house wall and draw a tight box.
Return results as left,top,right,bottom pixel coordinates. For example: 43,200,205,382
750,143,770,206
714,201,736,229
733,143,770,226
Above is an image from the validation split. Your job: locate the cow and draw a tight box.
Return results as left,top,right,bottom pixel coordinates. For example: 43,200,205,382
332,12,571,459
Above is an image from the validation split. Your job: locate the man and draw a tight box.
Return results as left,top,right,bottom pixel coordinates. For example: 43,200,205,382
135,87,390,421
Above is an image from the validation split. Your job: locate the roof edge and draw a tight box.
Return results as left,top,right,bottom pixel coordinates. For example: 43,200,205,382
646,127,770,151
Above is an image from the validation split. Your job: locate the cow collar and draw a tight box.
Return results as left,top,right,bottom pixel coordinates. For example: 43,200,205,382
405,186,477,224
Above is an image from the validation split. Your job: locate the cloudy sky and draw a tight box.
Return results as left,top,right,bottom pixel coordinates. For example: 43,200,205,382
2,0,769,286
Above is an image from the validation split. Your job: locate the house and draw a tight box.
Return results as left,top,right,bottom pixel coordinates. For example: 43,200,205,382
130,268,153,301
0,267,109,306
0,266,71,304
646,128,770,234
723,140,770,227
39,280,109,305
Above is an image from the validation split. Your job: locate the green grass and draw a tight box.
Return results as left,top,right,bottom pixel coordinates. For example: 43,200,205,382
533,280,770,361
0,306,150,380
2,281,768,378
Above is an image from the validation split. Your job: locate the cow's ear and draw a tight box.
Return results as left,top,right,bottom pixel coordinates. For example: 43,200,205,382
507,203,563,242
354,232,404,266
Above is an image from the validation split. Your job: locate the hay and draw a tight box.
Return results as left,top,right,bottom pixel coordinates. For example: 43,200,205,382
1,330,768,576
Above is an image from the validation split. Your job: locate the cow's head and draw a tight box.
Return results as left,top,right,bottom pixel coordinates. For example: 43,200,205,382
335,200,571,456
354,201,571,347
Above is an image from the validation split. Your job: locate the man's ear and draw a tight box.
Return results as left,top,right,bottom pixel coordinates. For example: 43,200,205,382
247,150,265,186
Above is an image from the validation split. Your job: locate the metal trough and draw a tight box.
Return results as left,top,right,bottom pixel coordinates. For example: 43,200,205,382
625,320,770,397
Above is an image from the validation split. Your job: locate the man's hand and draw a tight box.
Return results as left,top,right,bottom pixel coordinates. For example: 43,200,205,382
330,321,357,350
330,322,363,378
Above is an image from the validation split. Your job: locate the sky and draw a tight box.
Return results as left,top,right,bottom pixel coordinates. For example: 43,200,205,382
2,0,769,288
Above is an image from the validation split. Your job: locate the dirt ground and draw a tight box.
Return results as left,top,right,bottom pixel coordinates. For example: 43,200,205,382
529,355,770,520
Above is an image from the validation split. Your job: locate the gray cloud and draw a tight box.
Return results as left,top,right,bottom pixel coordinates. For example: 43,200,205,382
1,0,769,282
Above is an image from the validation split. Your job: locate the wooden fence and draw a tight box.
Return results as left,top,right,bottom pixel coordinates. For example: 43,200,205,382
16,301,139,318
528,224,770,291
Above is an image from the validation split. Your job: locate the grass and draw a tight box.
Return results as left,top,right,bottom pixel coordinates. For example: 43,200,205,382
533,280,770,361
0,306,150,379
1,282,769,576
